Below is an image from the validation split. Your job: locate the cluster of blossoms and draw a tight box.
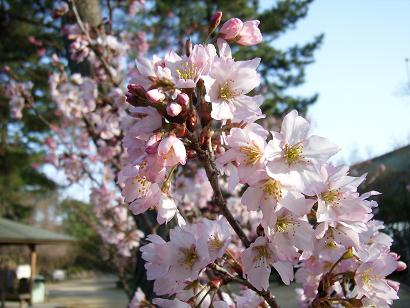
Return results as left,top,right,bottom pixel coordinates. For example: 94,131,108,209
4,78,33,119
5,2,405,306
91,186,144,257
121,12,406,308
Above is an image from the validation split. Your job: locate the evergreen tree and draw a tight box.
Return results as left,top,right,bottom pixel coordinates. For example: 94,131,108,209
0,0,60,221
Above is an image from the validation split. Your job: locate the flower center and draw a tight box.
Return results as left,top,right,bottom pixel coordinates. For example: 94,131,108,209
133,175,150,196
263,179,282,201
218,81,236,101
240,144,262,165
361,268,378,286
179,245,199,268
175,61,197,80
321,190,340,205
283,143,303,165
208,233,224,250
253,245,272,264
275,217,290,233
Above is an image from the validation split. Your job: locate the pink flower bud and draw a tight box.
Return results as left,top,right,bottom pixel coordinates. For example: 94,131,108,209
219,18,243,40
236,20,262,46
146,89,165,103
176,93,189,107
127,83,146,97
208,11,223,34
145,133,162,154
397,261,407,272
166,102,182,117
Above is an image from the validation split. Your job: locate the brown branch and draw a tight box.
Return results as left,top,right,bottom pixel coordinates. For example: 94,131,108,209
209,263,279,308
185,130,251,248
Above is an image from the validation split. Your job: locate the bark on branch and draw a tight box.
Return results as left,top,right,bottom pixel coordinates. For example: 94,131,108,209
186,130,280,308
186,130,251,248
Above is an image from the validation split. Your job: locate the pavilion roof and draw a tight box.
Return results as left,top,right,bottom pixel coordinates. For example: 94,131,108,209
0,217,75,245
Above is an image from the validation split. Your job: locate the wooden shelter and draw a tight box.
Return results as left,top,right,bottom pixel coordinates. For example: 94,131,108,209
0,217,75,307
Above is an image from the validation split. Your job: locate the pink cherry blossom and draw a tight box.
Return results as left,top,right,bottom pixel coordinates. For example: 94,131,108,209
241,170,315,226
242,236,274,291
355,253,399,306
165,44,216,88
196,217,231,260
164,226,210,282
236,21,263,46
157,134,187,167
203,55,263,122
265,110,340,194
219,18,243,40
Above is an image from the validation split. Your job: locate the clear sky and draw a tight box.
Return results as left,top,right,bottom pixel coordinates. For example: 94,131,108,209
270,0,410,163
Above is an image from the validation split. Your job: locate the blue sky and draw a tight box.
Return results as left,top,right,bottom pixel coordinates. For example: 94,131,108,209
269,0,410,163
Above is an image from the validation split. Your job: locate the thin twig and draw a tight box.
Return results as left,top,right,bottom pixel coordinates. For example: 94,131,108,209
210,263,279,308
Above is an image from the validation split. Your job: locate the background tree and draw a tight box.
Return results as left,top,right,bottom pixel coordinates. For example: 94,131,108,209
0,0,61,221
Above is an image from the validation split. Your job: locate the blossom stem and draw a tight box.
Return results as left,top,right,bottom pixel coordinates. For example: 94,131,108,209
185,130,251,248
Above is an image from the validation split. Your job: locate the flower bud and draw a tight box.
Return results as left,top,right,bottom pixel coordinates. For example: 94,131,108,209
219,18,243,40
146,89,165,103
127,83,146,97
176,93,190,107
166,102,182,117
208,11,223,35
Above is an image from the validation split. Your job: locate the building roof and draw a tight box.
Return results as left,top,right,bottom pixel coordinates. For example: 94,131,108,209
350,145,410,186
0,217,76,245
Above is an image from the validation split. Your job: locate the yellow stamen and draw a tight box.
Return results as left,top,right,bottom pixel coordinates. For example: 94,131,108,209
218,81,236,101
253,245,272,263
361,268,378,286
240,145,262,165
321,190,340,205
263,179,282,201
175,61,197,80
276,217,290,233
179,245,199,268
283,143,303,165
209,233,224,250
133,175,149,195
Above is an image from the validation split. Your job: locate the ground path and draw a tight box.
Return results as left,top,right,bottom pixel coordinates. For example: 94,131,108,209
4,275,410,307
